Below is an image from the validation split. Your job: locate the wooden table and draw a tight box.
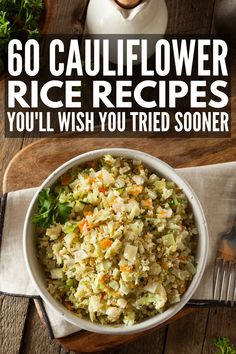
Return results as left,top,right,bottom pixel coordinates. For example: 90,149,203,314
0,1,236,353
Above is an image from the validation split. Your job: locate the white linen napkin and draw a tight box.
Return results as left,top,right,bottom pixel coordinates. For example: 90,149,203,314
1,162,236,338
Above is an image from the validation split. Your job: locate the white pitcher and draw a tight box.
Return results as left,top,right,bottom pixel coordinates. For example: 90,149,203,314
86,0,168,35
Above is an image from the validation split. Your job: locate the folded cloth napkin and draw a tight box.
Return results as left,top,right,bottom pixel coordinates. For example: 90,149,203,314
1,161,236,338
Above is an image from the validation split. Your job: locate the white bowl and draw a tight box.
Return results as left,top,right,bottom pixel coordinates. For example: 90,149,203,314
23,148,208,335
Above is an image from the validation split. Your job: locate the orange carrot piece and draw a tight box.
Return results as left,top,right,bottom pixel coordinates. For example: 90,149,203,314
120,265,133,273
100,238,113,249
87,176,96,183
142,198,152,208
83,210,92,217
99,187,107,193
78,219,88,232
100,274,110,283
158,210,167,217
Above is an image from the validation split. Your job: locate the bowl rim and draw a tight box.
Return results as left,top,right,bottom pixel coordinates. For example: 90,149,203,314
23,148,208,335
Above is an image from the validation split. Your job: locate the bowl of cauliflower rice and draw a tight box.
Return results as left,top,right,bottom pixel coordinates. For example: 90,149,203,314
23,148,208,334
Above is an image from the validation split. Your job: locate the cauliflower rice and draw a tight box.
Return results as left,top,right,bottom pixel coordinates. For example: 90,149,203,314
36,155,198,325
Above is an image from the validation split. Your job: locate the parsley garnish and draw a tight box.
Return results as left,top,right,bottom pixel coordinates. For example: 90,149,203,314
0,0,44,75
32,188,72,228
213,337,236,354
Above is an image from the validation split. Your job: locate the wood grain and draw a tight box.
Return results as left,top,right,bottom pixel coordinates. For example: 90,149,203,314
166,0,215,34
46,0,88,34
202,307,236,354
20,301,63,354
0,297,29,354
164,309,210,354
109,327,166,354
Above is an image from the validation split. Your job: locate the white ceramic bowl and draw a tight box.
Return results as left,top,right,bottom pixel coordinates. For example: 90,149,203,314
23,148,208,335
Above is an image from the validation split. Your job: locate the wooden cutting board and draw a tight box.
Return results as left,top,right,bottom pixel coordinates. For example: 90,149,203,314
2,129,236,353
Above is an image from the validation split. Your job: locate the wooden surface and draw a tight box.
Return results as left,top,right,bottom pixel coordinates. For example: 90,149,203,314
0,0,236,354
